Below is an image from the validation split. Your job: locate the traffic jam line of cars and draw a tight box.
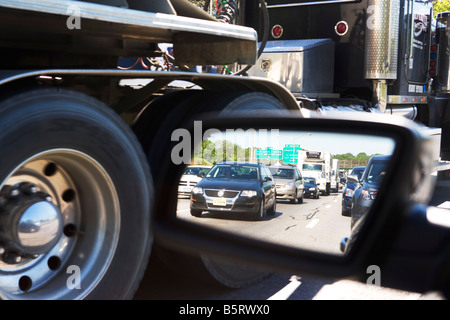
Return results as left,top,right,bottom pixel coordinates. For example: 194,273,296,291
178,162,323,221
180,154,387,230
340,155,390,231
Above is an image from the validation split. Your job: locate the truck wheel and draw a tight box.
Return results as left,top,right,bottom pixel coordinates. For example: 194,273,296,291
0,88,152,300
217,91,288,115
153,245,271,289
199,255,271,289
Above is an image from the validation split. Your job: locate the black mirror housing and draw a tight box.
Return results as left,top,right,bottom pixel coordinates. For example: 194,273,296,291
151,112,443,293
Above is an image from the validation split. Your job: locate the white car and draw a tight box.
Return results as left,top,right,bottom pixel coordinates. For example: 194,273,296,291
178,165,211,197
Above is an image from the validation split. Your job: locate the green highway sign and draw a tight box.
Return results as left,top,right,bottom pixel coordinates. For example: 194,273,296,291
282,146,302,163
255,148,282,159
255,145,302,162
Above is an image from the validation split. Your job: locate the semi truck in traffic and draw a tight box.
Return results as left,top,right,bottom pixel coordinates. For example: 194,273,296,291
0,0,450,299
298,150,332,196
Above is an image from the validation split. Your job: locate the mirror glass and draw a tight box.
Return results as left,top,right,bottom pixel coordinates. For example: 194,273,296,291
175,128,395,256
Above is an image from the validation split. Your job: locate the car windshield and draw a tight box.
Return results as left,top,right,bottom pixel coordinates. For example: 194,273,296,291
206,165,259,180
303,177,316,184
366,160,389,184
302,164,323,171
351,167,365,180
268,168,294,179
183,167,210,176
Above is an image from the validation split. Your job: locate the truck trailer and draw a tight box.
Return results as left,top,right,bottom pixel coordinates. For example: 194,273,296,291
0,0,301,300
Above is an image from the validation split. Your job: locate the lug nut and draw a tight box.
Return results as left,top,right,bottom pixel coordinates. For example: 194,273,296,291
18,183,38,195
3,252,22,264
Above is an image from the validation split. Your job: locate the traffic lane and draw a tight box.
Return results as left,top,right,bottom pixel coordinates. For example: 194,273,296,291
134,192,442,300
176,192,349,255
134,236,427,300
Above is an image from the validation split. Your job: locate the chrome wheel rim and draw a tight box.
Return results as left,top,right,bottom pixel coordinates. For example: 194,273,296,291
0,149,120,299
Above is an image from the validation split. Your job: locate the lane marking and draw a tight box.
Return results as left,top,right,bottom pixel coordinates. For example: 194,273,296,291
267,275,302,300
438,201,450,209
306,218,319,229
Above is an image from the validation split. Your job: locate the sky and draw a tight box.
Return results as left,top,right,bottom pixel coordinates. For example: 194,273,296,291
208,130,396,157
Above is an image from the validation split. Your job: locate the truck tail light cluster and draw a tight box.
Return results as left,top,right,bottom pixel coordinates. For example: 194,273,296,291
429,44,437,76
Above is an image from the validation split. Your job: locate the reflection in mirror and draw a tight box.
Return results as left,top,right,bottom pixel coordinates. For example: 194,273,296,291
175,128,395,256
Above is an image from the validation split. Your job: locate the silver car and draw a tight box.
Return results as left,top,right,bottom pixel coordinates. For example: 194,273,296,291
268,165,304,204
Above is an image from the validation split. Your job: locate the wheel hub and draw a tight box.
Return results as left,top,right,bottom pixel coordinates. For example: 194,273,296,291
0,183,63,262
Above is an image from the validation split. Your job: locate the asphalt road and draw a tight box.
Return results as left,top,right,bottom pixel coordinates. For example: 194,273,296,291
134,191,441,300
176,192,348,255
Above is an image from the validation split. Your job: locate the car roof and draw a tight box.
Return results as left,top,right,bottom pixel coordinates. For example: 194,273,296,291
186,165,211,168
268,165,296,169
216,161,261,167
369,155,391,161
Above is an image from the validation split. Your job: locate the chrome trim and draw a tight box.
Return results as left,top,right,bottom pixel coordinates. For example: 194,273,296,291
203,189,241,211
267,0,359,9
0,0,257,42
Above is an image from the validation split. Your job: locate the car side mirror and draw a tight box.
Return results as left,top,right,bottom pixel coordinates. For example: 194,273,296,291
347,174,359,183
264,176,272,182
152,113,442,296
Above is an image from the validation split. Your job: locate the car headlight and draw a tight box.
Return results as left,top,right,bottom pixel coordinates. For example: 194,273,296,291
362,189,377,200
284,182,295,188
241,190,257,197
344,188,354,197
192,187,203,194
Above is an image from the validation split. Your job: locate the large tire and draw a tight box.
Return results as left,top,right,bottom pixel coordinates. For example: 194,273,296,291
153,245,272,289
0,88,153,300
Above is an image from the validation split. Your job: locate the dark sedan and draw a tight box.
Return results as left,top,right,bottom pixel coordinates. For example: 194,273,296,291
190,162,276,220
350,155,390,229
303,177,320,199
341,166,365,216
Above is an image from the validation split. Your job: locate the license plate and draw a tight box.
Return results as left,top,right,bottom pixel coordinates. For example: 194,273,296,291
180,186,191,192
213,198,227,206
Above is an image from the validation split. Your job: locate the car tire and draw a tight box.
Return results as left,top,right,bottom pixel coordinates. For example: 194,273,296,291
298,191,304,204
267,198,276,216
290,191,297,204
255,198,265,220
191,209,202,217
342,209,351,217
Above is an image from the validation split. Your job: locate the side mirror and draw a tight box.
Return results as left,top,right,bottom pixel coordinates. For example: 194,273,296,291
153,113,445,296
263,176,272,182
346,174,359,184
